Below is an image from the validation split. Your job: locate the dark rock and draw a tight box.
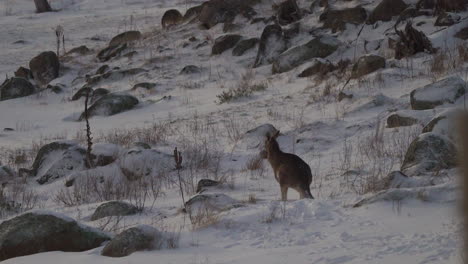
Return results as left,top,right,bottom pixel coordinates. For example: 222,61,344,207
0,77,35,101
395,22,435,59
131,82,158,90
298,58,335,78
435,12,460,26
162,9,183,29
47,83,64,94
14,67,33,80
91,201,139,221
196,179,221,193
91,88,110,102
180,65,202,74
401,132,457,176
272,36,340,73
184,5,204,21
455,27,468,40
387,114,418,128
109,31,142,47
29,51,60,85
337,91,353,102
3,128,14,132
101,225,167,257
351,55,386,79
367,0,408,24
277,0,302,26
410,76,466,110
133,142,151,149
71,86,93,101
119,149,172,181
67,45,91,55
79,93,139,120
212,34,243,55
223,22,242,33
198,0,257,29
22,141,76,178
254,25,287,67
96,65,110,75
97,43,127,62
232,38,259,56
0,211,110,261
320,7,367,32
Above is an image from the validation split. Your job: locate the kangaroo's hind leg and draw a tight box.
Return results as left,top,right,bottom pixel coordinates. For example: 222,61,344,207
280,185,288,201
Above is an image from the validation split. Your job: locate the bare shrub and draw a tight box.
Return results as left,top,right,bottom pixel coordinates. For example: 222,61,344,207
216,70,267,104
0,182,41,219
190,207,220,229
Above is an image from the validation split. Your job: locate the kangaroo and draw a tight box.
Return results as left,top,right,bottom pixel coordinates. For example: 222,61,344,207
265,131,314,201
161,9,183,29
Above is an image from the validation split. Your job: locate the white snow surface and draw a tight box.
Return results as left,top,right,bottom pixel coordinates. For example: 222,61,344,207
0,0,466,263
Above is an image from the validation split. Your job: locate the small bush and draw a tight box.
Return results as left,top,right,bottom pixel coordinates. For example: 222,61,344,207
216,70,267,104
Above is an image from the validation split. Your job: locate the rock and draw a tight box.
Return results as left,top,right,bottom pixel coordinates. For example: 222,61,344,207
184,5,204,21
132,82,158,90
434,0,468,12
395,22,435,59
386,109,433,128
185,193,242,215
119,149,172,181
36,146,88,184
133,142,152,150
223,22,242,33
96,65,110,75
0,211,110,261
401,132,457,176
29,51,60,85
47,84,64,94
67,45,91,55
88,68,148,87
180,65,202,74
337,91,353,102
297,58,334,78
410,77,466,110
0,77,35,101
91,201,139,221
254,25,287,67
91,88,110,102
455,27,468,40
3,128,14,132
320,7,367,32
435,12,460,26
382,171,434,189
14,67,33,80
198,0,256,29
71,86,93,101
79,93,139,120
212,34,242,55
367,0,408,24
351,55,385,79
109,31,142,47
196,179,221,193
232,38,259,56
162,9,183,29
97,43,127,62
277,0,302,26
272,36,340,74
422,108,462,140
0,165,15,184
101,225,171,257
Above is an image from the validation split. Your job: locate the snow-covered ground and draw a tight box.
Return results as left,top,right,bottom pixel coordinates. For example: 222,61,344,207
0,0,465,263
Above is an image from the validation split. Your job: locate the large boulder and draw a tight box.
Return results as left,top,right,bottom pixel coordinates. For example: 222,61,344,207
29,51,60,85
185,193,242,215
161,9,183,29
297,58,335,78
0,211,110,261
277,0,302,26
272,36,340,74
435,12,461,26
401,132,457,176
232,38,259,56
71,86,93,101
14,67,33,80
367,0,408,24
79,93,139,120
196,179,221,193
254,25,287,67
422,108,463,141
351,55,386,79
386,109,433,128
36,146,88,184
109,31,142,47
184,5,204,21
0,77,35,101
101,225,171,257
212,34,242,55
410,77,466,110
320,7,367,32
91,201,139,221
119,149,172,181
198,0,256,29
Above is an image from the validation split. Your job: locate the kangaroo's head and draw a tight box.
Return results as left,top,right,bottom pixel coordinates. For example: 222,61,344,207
264,130,280,159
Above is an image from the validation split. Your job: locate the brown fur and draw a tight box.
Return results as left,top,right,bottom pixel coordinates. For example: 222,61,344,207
161,9,183,29
265,131,314,201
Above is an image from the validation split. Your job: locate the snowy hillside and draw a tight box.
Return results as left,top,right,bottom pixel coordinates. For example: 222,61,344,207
0,0,466,263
